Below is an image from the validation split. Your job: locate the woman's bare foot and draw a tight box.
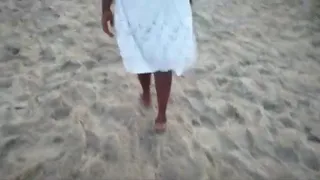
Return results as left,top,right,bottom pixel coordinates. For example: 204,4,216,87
154,117,167,133
140,93,151,108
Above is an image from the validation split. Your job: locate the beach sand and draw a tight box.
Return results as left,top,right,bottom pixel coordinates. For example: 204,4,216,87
0,0,320,179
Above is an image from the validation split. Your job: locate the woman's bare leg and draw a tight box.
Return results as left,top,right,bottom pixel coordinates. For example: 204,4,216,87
154,71,172,132
138,73,151,107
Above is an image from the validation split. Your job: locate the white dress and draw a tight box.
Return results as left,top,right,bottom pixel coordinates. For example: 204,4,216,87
114,0,197,76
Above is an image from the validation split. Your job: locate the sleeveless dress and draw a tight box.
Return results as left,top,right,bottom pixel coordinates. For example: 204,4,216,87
114,0,197,76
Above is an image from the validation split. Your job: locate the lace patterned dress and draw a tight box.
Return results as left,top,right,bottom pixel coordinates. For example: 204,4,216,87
114,0,197,76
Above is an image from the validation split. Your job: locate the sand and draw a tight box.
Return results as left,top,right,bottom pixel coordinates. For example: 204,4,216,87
0,0,320,179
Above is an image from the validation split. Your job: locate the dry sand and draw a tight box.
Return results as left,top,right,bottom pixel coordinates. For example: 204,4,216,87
0,0,320,179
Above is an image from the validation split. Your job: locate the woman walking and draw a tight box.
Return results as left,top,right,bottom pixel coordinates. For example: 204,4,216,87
101,0,197,132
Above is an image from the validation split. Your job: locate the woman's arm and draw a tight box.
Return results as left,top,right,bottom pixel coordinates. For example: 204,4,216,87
102,0,113,13
101,0,114,37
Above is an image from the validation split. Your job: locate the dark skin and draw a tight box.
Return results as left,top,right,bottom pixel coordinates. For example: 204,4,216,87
137,72,172,133
101,0,192,132
101,0,114,37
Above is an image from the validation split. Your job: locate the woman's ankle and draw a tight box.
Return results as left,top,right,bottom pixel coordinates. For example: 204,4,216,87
156,114,167,123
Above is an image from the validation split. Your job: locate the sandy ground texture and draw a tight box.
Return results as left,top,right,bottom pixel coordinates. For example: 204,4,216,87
0,0,320,179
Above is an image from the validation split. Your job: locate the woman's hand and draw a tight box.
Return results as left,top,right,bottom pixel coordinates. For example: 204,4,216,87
101,9,114,37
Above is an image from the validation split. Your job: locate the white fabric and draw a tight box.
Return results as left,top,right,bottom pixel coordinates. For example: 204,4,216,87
114,0,197,76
